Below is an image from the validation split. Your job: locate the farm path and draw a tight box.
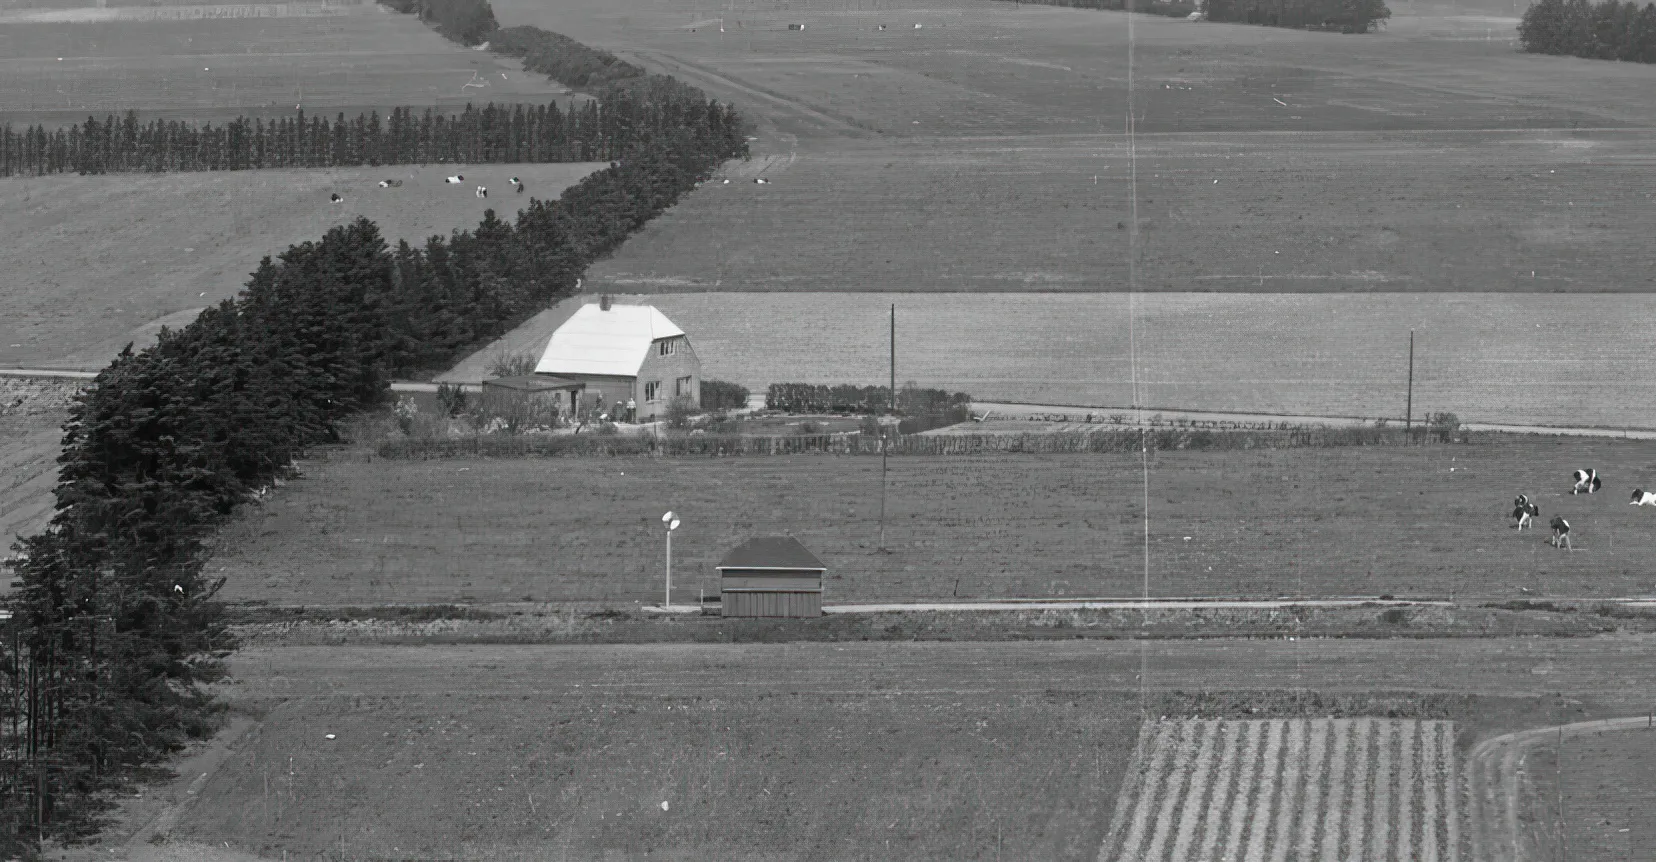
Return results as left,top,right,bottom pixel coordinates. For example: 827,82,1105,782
1465,714,1656,862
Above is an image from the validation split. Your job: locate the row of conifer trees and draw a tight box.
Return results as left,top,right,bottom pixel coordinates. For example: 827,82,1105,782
0,3,749,847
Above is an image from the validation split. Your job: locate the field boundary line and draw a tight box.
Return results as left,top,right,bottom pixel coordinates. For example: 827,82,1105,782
618,49,873,139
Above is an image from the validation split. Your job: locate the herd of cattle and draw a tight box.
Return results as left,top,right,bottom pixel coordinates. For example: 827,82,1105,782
1510,469,1656,550
326,173,528,205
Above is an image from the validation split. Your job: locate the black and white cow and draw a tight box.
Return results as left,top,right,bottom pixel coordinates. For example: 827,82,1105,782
476,185,488,198
1512,494,1539,530
378,179,403,188
1633,489,1656,506
1549,515,1572,550
329,193,343,203
445,175,465,184
1571,469,1602,494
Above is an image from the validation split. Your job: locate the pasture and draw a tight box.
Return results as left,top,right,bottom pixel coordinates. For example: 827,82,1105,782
1521,728,1656,862
151,636,1656,860
0,2,575,128
1100,718,1460,862
444,292,1656,429
468,0,1656,297
0,163,602,371
208,438,1656,606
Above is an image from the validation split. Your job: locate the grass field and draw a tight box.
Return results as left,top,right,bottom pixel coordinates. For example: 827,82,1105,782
184,669,1139,860
444,291,1656,428
1519,728,1656,862
469,0,1656,295
153,635,1654,862
206,438,1656,606
1100,717,1460,861
0,163,602,370
0,2,576,127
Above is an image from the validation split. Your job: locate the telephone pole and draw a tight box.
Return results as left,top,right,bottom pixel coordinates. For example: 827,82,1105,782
1405,330,1415,431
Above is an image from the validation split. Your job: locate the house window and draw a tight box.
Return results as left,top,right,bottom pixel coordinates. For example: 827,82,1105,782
645,381,661,401
659,338,677,356
675,376,692,397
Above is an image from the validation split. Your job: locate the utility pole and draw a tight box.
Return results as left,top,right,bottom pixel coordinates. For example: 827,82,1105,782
879,303,893,552
890,303,896,413
1405,330,1415,431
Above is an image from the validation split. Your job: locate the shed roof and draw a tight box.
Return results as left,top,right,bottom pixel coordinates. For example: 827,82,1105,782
534,303,686,378
482,374,582,393
716,537,827,571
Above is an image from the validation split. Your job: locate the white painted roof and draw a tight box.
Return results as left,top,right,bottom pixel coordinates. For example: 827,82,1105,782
534,303,686,378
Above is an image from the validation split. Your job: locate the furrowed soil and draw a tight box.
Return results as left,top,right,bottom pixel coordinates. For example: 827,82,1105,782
0,2,574,128
166,635,1654,861
208,439,1656,606
0,163,603,370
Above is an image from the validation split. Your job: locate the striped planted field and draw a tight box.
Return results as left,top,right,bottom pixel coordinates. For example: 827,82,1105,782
1100,718,1461,862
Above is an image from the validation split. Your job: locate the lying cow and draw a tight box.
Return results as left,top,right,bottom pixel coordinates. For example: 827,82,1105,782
445,175,465,184
1633,488,1656,506
378,179,403,188
1571,468,1602,495
1512,494,1539,530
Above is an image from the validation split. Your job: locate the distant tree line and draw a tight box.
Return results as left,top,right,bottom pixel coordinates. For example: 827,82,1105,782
766,384,972,415
0,21,747,853
0,96,745,177
380,0,499,45
992,0,1390,32
1519,0,1656,61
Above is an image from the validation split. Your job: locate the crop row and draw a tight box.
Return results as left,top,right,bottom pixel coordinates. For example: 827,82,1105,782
1103,718,1461,861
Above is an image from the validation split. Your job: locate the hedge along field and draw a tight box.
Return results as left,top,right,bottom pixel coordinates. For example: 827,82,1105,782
0,162,602,370
0,3,576,128
208,438,1656,607
488,0,1656,141
452,291,1656,429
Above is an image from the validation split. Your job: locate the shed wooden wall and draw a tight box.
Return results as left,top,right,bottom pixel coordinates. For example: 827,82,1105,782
722,591,822,618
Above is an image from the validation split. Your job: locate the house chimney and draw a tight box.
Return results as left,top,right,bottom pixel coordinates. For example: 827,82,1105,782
599,294,612,311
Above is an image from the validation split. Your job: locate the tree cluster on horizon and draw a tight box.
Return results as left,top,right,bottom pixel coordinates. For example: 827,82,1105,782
1519,0,1656,61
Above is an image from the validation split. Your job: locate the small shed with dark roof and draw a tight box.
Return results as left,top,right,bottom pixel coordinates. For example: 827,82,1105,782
717,536,826,618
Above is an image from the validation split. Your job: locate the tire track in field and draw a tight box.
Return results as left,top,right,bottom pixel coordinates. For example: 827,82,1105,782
1464,714,1654,862
618,49,875,141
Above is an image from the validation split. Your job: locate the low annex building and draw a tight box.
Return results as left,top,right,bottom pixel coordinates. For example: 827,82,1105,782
717,536,826,618
528,296,701,422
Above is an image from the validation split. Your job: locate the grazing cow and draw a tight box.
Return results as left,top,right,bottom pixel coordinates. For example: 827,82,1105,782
1549,515,1572,550
1512,494,1539,530
1633,489,1656,506
329,193,343,203
1571,468,1602,494
476,185,487,198
445,175,465,184
515,182,525,194
877,23,886,30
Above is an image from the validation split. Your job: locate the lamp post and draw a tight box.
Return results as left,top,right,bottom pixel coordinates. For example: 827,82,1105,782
662,512,680,609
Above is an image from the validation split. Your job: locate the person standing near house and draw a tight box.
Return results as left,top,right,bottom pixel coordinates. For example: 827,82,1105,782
627,397,637,423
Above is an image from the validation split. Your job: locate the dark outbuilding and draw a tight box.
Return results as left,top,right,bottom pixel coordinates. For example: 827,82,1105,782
717,536,826,618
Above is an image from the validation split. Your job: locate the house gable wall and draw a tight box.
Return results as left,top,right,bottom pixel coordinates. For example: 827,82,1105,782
634,336,702,420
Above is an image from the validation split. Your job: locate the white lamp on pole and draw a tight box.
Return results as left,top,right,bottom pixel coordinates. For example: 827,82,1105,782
662,512,680,609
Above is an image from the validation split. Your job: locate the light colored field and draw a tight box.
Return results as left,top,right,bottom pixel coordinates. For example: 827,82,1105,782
0,163,602,370
444,292,1656,429
0,2,573,127
206,440,1656,606
1100,717,1461,861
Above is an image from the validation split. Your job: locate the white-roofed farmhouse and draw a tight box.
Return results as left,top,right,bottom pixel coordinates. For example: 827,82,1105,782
528,297,701,422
